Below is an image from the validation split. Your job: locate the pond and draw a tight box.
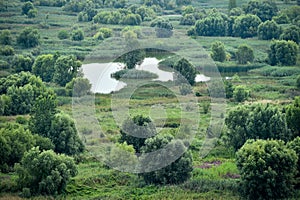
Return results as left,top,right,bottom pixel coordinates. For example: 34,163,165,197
82,58,210,94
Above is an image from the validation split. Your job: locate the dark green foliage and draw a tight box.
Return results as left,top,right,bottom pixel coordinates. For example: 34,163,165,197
236,139,297,199
32,134,55,151
224,80,233,98
243,0,278,22
121,14,142,25
257,20,281,40
0,45,14,56
17,27,40,48
0,30,13,45
233,14,262,38
120,50,146,69
141,134,193,185
93,9,144,25
27,8,38,18
151,18,173,38
174,58,196,86
12,54,34,72
225,104,292,150
71,29,84,41
136,6,156,21
53,55,81,86
176,0,191,6
180,14,196,25
272,13,289,24
49,112,84,155
22,1,34,15
15,147,77,195
119,115,156,153
32,54,57,82
38,0,67,7
268,40,298,66
236,44,254,64
233,85,249,102
211,41,226,62
287,136,300,187
57,30,69,40
282,6,300,22
194,12,227,36
65,77,91,97
286,97,300,136
280,25,300,44
29,90,57,138
297,75,300,89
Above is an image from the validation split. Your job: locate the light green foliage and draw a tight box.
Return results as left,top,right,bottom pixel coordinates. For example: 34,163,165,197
27,8,38,18
12,54,34,72
236,139,297,199
119,115,156,153
236,44,254,64
225,104,292,150
17,27,40,48
280,25,300,44
15,147,77,195
268,40,298,66
32,54,57,82
0,30,13,45
141,134,193,184
53,55,81,86
71,29,84,41
0,45,14,56
233,85,249,102
151,18,173,38
243,0,278,22
286,97,300,136
194,11,227,36
94,27,112,40
233,14,262,38
65,77,91,97
174,58,196,86
257,20,281,40
211,41,226,62
136,6,156,21
49,112,84,155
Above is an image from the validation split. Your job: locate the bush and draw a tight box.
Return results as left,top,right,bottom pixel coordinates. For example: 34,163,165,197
280,25,300,44
0,45,14,56
151,18,173,38
17,27,40,48
268,40,298,66
236,139,297,199
0,30,13,45
22,1,34,15
27,8,38,18
286,97,300,136
194,12,227,36
15,147,77,195
257,20,281,40
243,0,278,22
233,85,249,102
233,14,262,38
211,41,226,62
57,30,69,40
287,136,300,187
236,44,254,64
179,83,192,95
71,29,84,41
12,54,34,72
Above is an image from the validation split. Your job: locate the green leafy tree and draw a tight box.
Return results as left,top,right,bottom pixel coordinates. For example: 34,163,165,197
27,8,38,18
140,134,193,184
136,6,156,21
12,54,34,72
53,55,81,86
287,136,300,187
211,41,226,62
224,80,234,98
180,14,196,25
236,44,254,64
286,97,300,136
233,85,249,102
174,58,196,86
29,90,57,138
0,45,14,56
257,20,281,40
151,18,173,38
15,147,77,195
121,14,142,25
268,40,298,66
32,54,57,82
0,30,13,45
17,27,40,48
236,139,297,199
65,77,91,97
57,30,69,40
22,1,34,15
71,29,84,41
243,0,278,22
233,14,262,38
225,104,292,150
195,12,227,36
119,115,156,153
49,112,84,155
280,25,300,44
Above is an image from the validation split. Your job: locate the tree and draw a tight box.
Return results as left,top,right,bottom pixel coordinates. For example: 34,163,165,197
49,112,84,155
257,20,281,40
121,14,142,25
29,91,57,138
268,40,298,66
228,0,236,11
15,147,77,196
280,25,300,44
224,80,234,98
236,44,254,64
236,139,297,199
0,45,14,56
194,13,227,36
71,29,84,41
53,55,81,86
57,30,69,40
0,30,13,45
12,54,34,72
32,54,57,82
119,115,156,153
211,41,226,62
151,18,173,38
233,14,262,38
286,97,300,136
22,1,34,15
140,134,193,184
225,104,292,150
174,58,196,86
17,27,40,48
27,8,38,18
180,14,196,25
287,136,300,187
243,0,278,22
233,85,249,102
65,77,91,97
